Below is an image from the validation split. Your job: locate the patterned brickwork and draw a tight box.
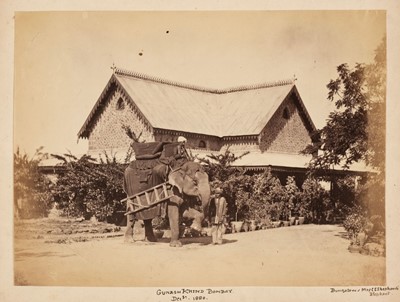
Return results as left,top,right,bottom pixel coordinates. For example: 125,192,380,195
88,89,154,152
259,96,311,153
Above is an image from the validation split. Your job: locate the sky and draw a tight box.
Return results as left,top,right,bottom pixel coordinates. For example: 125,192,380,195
13,10,386,156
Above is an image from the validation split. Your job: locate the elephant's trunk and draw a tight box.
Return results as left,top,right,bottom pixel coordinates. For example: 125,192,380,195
168,162,212,228
196,172,211,222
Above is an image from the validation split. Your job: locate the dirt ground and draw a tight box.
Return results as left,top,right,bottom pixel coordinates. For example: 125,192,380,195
14,219,385,287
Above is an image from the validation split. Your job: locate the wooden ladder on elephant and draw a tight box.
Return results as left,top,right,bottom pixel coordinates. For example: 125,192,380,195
122,182,175,215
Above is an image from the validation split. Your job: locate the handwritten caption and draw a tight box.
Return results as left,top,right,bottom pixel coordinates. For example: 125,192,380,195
330,286,399,297
156,288,233,301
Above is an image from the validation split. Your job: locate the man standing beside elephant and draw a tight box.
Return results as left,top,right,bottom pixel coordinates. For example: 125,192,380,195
209,187,227,245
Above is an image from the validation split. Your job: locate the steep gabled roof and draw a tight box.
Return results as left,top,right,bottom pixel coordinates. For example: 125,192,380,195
78,68,316,139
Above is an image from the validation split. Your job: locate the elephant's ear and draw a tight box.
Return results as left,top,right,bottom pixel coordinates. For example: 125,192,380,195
168,170,185,193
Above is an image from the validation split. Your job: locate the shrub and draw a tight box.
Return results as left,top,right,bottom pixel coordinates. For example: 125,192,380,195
242,169,287,222
208,174,254,221
51,152,127,222
343,205,368,244
198,148,249,183
200,149,340,224
259,170,286,220
355,173,385,229
284,176,300,219
342,174,385,239
199,148,250,220
203,152,296,223
212,169,286,222
300,177,329,223
14,147,54,219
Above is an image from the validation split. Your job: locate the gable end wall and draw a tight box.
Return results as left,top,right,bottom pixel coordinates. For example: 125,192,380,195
88,88,155,153
259,95,312,153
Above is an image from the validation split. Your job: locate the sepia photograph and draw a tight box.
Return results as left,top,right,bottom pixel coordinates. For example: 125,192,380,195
1,2,400,302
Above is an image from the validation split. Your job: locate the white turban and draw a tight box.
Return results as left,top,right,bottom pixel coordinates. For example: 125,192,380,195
177,136,187,143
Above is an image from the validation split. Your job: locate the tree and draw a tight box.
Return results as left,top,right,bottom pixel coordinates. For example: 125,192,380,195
303,37,386,172
364,39,386,172
303,37,386,225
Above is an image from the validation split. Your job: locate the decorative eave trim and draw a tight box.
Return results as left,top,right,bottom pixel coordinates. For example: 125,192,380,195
238,164,371,176
114,67,295,94
222,135,258,141
153,128,220,140
238,165,309,173
154,128,260,141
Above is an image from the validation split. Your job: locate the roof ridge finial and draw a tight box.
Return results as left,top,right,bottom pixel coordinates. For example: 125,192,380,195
111,62,117,74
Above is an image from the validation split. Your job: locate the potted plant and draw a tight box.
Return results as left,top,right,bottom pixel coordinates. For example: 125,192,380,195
230,192,249,233
242,220,249,232
297,201,308,225
231,220,244,233
281,202,292,227
259,216,272,229
284,176,298,226
247,196,267,231
288,201,296,226
268,202,281,228
249,219,258,231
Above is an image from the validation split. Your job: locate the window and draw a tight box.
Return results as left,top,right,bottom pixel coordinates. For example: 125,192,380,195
283,107,290,119
116,97,125,110
198,140,206,148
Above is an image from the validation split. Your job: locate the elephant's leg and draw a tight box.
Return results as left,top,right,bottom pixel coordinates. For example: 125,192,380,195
124,214,135,243
168,199,182,247
143,219,157,242
182,208,204,232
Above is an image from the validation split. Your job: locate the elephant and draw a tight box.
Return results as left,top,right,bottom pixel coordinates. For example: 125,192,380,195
123,142,211,247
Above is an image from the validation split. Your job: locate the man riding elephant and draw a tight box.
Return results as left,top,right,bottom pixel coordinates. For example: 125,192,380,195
123,141,211,247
